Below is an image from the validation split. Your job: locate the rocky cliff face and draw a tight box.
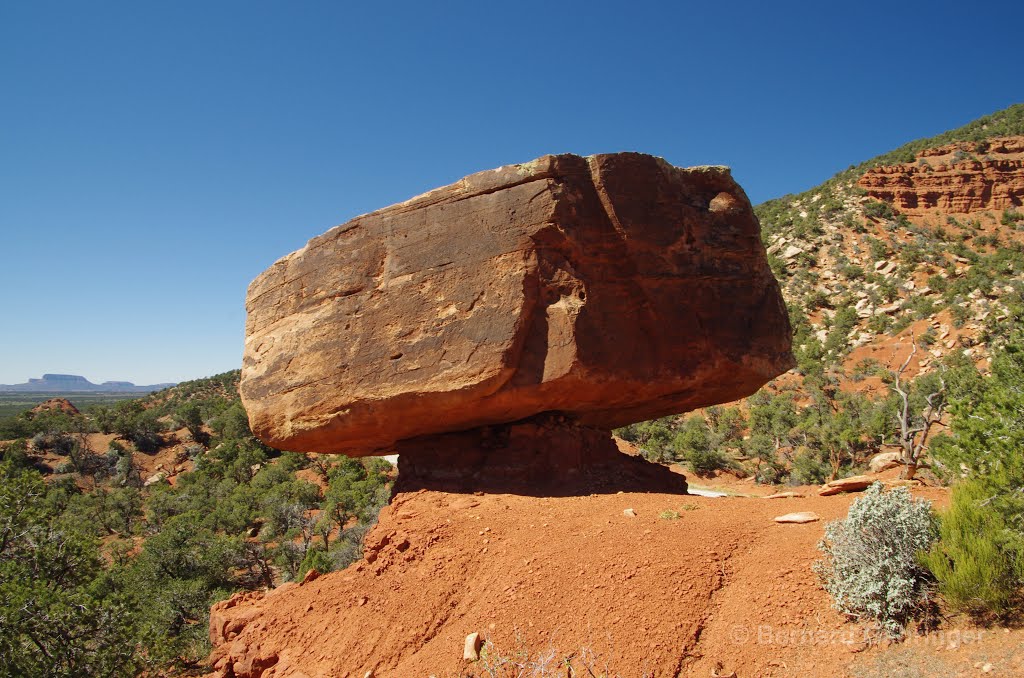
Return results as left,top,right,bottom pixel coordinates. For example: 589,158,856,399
241,152,793,455
858,136,1024,215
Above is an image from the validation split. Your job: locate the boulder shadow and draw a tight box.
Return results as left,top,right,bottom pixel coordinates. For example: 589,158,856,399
391,413,689,497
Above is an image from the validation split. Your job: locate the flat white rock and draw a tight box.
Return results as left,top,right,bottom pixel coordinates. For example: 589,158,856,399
774,512,821,524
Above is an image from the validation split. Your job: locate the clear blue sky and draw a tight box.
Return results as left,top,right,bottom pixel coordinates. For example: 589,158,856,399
2,1,1021,385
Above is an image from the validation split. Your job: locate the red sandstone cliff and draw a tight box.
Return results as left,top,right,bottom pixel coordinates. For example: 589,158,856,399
857,136,1024,215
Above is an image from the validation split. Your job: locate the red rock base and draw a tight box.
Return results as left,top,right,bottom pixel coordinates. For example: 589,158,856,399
394,414,688,495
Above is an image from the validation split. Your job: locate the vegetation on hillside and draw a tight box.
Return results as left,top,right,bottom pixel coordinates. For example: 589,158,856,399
617,364,948,486
0,371,392,676
757,103,1024,238
630,104,1024,487
623,103,1024,629
755,104,1024,382
924,329,1024,620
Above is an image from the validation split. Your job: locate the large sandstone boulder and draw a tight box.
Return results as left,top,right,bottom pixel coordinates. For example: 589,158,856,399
241,152,793,455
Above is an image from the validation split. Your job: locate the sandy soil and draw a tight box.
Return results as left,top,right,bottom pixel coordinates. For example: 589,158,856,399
202,470,1024,678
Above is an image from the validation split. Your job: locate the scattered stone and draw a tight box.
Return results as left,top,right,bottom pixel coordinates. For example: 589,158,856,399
782,245,805,259
819,475,875,496
869,451,902,474
300,568,320,585
143,472,167,487
763,491,803,499
711,662,738,678
449,497,480,510
773,512,821,524
845,639,869,653
623,508,637,518
463,632,482,662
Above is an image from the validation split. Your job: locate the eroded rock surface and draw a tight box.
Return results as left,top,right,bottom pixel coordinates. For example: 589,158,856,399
241,152,792,454
858,136,1024,215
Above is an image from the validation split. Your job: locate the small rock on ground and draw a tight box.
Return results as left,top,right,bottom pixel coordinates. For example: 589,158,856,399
774,512,821,524
463,632,482,662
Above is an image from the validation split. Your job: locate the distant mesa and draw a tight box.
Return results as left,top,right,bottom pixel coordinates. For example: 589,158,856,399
0,373,177,393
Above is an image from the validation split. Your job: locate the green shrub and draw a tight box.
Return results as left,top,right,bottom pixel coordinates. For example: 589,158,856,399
1001,208,1024,226
297,546,334,579
684,447,731,477
950,303,970,328
923,479,1024,620
789,448,830,485
615,416,676,463
840,263,866,280
864,201,896,220
672,415,732,476
0,462,140,677
925,332,1024,620
814,483,937,637
753,458,787,485
867,314,893,335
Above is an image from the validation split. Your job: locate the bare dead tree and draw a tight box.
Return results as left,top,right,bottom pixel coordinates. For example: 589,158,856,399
891,341,946,480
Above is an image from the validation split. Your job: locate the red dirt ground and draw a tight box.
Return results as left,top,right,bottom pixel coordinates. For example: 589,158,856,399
204,466,1023,678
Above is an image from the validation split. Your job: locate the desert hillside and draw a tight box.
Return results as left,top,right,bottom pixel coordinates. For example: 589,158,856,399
3,105,1024,678
206,473,949,677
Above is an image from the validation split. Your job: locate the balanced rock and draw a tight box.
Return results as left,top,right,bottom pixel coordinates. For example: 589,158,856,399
241,153,793,454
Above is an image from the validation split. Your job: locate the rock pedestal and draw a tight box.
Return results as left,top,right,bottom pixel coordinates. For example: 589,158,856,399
394,415,688,495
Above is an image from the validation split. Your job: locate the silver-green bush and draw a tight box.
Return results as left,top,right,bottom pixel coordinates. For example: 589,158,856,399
814,482,936,637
